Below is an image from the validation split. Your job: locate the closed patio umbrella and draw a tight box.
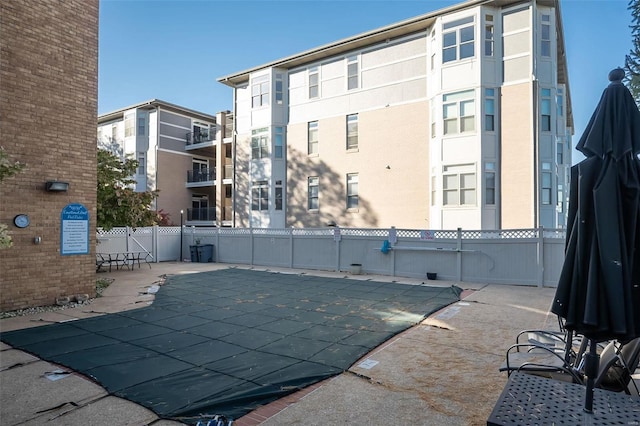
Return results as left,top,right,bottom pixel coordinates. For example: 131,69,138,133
551,68,640,412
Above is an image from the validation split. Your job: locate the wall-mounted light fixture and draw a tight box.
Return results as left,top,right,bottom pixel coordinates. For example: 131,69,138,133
45,181,69,192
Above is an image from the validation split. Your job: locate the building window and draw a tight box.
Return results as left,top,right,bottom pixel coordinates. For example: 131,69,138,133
252,75,269,108
430,102,436,138
124,113,135,137
443,164,476,206
541,88,551,132
347,173,359,209
541,14,551,57
192,195,209,220
542,162,552,205
431,175,437,206
309,66,319,99
347,55,359,90
251,180,268,211
137,152,145,175
442,16,475,63
274,127,284,159
556,90,563,117
485,162,495,205
430,30,436,70
251,127,269,159
557,139,564,164
308,177,319,210
137,116,146,136
111,125,118,143
557,183,564,212
275,180,283,211
485,15,494,56
346,114,358,150
308,121,318,155
485,88,495,131
275,74,284,105
191,158,210,182
443,90,475,135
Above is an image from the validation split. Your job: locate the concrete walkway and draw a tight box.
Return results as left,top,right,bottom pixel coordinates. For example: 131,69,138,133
0,262,560,426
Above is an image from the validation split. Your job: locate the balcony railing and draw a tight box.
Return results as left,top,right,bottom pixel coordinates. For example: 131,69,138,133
187,168,215,183
187,207,216,221
186,128,215,145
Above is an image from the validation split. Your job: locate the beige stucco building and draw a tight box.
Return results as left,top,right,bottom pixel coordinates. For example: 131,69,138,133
97,100,234,227
219,0,573,230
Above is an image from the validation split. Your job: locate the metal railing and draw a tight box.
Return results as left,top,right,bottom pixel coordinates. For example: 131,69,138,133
187,207,216,221
187,168,215,183
186,128,215,145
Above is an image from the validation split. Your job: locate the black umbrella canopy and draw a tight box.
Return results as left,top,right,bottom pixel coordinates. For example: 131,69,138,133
552,68,640,344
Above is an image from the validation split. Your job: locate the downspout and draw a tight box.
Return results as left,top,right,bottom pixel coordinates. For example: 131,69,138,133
531,0,539,228
231,81,238,228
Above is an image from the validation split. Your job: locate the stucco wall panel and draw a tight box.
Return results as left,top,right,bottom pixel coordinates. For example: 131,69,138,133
501,82,534,228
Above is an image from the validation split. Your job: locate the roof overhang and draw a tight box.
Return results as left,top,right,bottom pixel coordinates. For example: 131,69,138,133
98,99,216,124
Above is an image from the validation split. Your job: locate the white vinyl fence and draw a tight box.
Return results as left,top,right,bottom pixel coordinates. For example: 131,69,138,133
97,226,566,287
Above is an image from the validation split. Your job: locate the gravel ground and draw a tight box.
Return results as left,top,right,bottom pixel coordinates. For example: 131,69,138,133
0,278,114,320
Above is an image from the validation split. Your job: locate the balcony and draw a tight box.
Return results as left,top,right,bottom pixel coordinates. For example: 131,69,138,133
186,128,216,155
186,207,216,226
186,168,215,188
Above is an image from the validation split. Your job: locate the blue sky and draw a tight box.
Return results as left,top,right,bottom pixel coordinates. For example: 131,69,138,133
99,0,633,163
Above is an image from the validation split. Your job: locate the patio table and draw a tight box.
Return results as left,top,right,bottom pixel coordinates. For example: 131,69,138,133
96,251,151,272
487,371,640,425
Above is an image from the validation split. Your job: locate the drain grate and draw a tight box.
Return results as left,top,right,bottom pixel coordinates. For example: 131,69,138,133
487,372,640,425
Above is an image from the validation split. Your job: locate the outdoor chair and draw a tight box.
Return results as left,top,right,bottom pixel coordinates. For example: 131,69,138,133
595,337,640,395
501,336,640,396
500,339,585,383
499,320,587,382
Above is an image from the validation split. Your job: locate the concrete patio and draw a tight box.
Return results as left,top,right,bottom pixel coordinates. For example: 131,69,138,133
0,262,576,425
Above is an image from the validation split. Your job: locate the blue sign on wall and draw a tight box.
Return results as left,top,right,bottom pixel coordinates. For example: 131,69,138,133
61,203,89,255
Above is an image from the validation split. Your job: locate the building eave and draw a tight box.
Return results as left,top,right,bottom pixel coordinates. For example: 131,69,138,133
217,0,564,87
98,99,217,124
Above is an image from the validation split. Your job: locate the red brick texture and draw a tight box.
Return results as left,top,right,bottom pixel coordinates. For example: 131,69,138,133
0,1,99,311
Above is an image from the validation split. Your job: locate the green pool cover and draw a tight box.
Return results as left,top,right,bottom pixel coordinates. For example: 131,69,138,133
0,268,461,424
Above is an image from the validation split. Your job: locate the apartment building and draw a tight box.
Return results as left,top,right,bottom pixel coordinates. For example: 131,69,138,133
218,0,573,230
97,100,234,227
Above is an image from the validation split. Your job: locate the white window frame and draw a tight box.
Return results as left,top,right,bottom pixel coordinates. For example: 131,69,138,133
541,88,552,132
136,152,145,175
309,66,319,99
275,180,283,211
442,16,475,63
251,180,269,211
347,55,359,90
541,14,551,57
274,126,284,159
346,114,358,150
347,173,359,210
251,75,270,108
541,162,552,205
485,162,495,205
485,15,494,56
308,176,319,210
443,90,475,135
251,127,269,160
308,121,318,155
275,73,284,105
443,164,476,206
124,113,135,137
485,88,495,131
137,116,146,136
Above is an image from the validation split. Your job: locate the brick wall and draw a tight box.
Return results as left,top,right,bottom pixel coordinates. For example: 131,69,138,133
0,1,99,311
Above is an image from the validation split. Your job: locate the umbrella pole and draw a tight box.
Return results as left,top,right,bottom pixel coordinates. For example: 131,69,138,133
583,339,598,413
